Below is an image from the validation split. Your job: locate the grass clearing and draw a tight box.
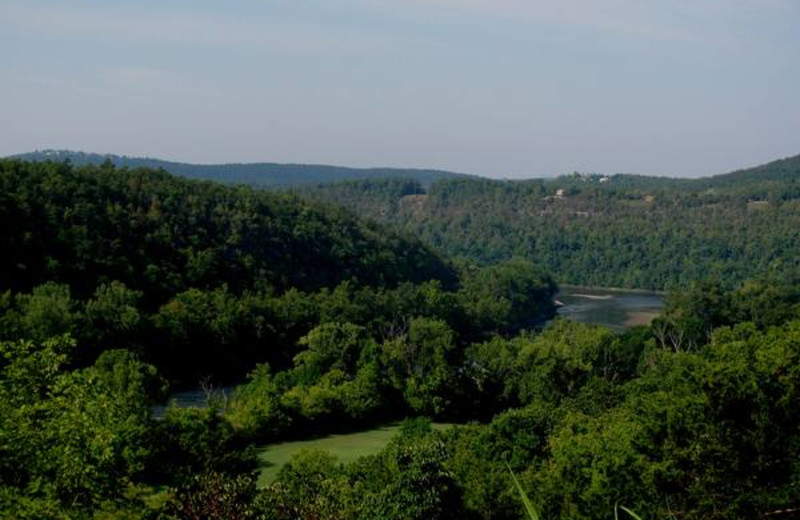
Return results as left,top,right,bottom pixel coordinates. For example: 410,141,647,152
257,422,452,486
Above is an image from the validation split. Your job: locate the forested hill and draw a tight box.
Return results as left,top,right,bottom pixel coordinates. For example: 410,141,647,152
297,154,800,290
0,159,456,300
0,158,557,383
9,150,470,188
540,154,800,195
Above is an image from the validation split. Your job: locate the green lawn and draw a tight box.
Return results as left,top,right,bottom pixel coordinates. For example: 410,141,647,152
257,422,451,486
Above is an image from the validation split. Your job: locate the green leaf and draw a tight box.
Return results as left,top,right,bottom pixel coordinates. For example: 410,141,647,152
506,463,541,520
616,503,644,520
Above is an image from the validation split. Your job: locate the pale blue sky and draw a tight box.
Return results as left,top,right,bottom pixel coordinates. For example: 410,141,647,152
2,0,799,177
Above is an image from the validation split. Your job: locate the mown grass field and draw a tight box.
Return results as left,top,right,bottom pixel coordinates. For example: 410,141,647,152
257,422,451,485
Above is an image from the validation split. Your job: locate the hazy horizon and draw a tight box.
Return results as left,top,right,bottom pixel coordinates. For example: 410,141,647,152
11,147,800,181
2,0,799,178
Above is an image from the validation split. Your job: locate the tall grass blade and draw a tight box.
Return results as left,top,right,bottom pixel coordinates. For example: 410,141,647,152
615,503,644,520
506,463,541,520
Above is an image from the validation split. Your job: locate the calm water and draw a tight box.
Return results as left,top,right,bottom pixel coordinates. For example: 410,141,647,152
152,386,233,418
555,287,664,332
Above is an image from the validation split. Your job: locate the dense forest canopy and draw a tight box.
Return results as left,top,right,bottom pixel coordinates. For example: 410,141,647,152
9,150,471,188
3,154,800,519
0,158,460,298
297,154,800,290
3,271,800,518
0,158,555,384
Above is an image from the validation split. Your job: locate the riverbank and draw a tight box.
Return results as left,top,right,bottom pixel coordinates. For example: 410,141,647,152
558,283,667,296
624,310,661,328
555,286,664,332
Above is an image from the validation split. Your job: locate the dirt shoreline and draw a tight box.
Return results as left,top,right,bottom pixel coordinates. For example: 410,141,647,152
624,310,660,328
570,293,614,300
558,284,667,295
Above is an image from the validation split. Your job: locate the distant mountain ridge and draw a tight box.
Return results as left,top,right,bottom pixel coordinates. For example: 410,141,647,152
296,152,800,290
9,150,472,188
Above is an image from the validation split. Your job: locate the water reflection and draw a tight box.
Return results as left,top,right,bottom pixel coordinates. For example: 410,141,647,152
556,287,664,332
152,386,233,418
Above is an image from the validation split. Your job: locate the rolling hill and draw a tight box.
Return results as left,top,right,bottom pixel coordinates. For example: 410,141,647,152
9,150,471,188
0,158,456,300
297,154,800,290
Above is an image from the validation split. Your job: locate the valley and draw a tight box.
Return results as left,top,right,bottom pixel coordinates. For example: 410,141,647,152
2,156,800,520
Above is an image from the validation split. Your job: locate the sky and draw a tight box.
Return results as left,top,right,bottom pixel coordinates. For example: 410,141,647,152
1,0,799,178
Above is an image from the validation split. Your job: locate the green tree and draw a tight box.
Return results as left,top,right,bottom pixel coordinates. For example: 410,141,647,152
227,364,289,438
263,449,354,520
381,318,458,415
81,281,144,359
293,322,370,384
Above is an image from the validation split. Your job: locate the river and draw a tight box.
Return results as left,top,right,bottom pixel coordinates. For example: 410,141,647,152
151,386,233,418
159,287,663,413
555,286,664,332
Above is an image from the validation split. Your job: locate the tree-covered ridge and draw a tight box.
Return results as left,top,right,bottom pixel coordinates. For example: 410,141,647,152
9,150,471,188
297,154,800,290
0,158,457,300
0,159,557,384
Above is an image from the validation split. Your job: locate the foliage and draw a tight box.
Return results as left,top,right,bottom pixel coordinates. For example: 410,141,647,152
152,405,257,486
162,472,262,520
381,318,459,416
261,449,354,520
3,279,800,519
0,158,456,300
0,336,162,517
0,158,556,382
299,155,800,290
5,152,800,519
